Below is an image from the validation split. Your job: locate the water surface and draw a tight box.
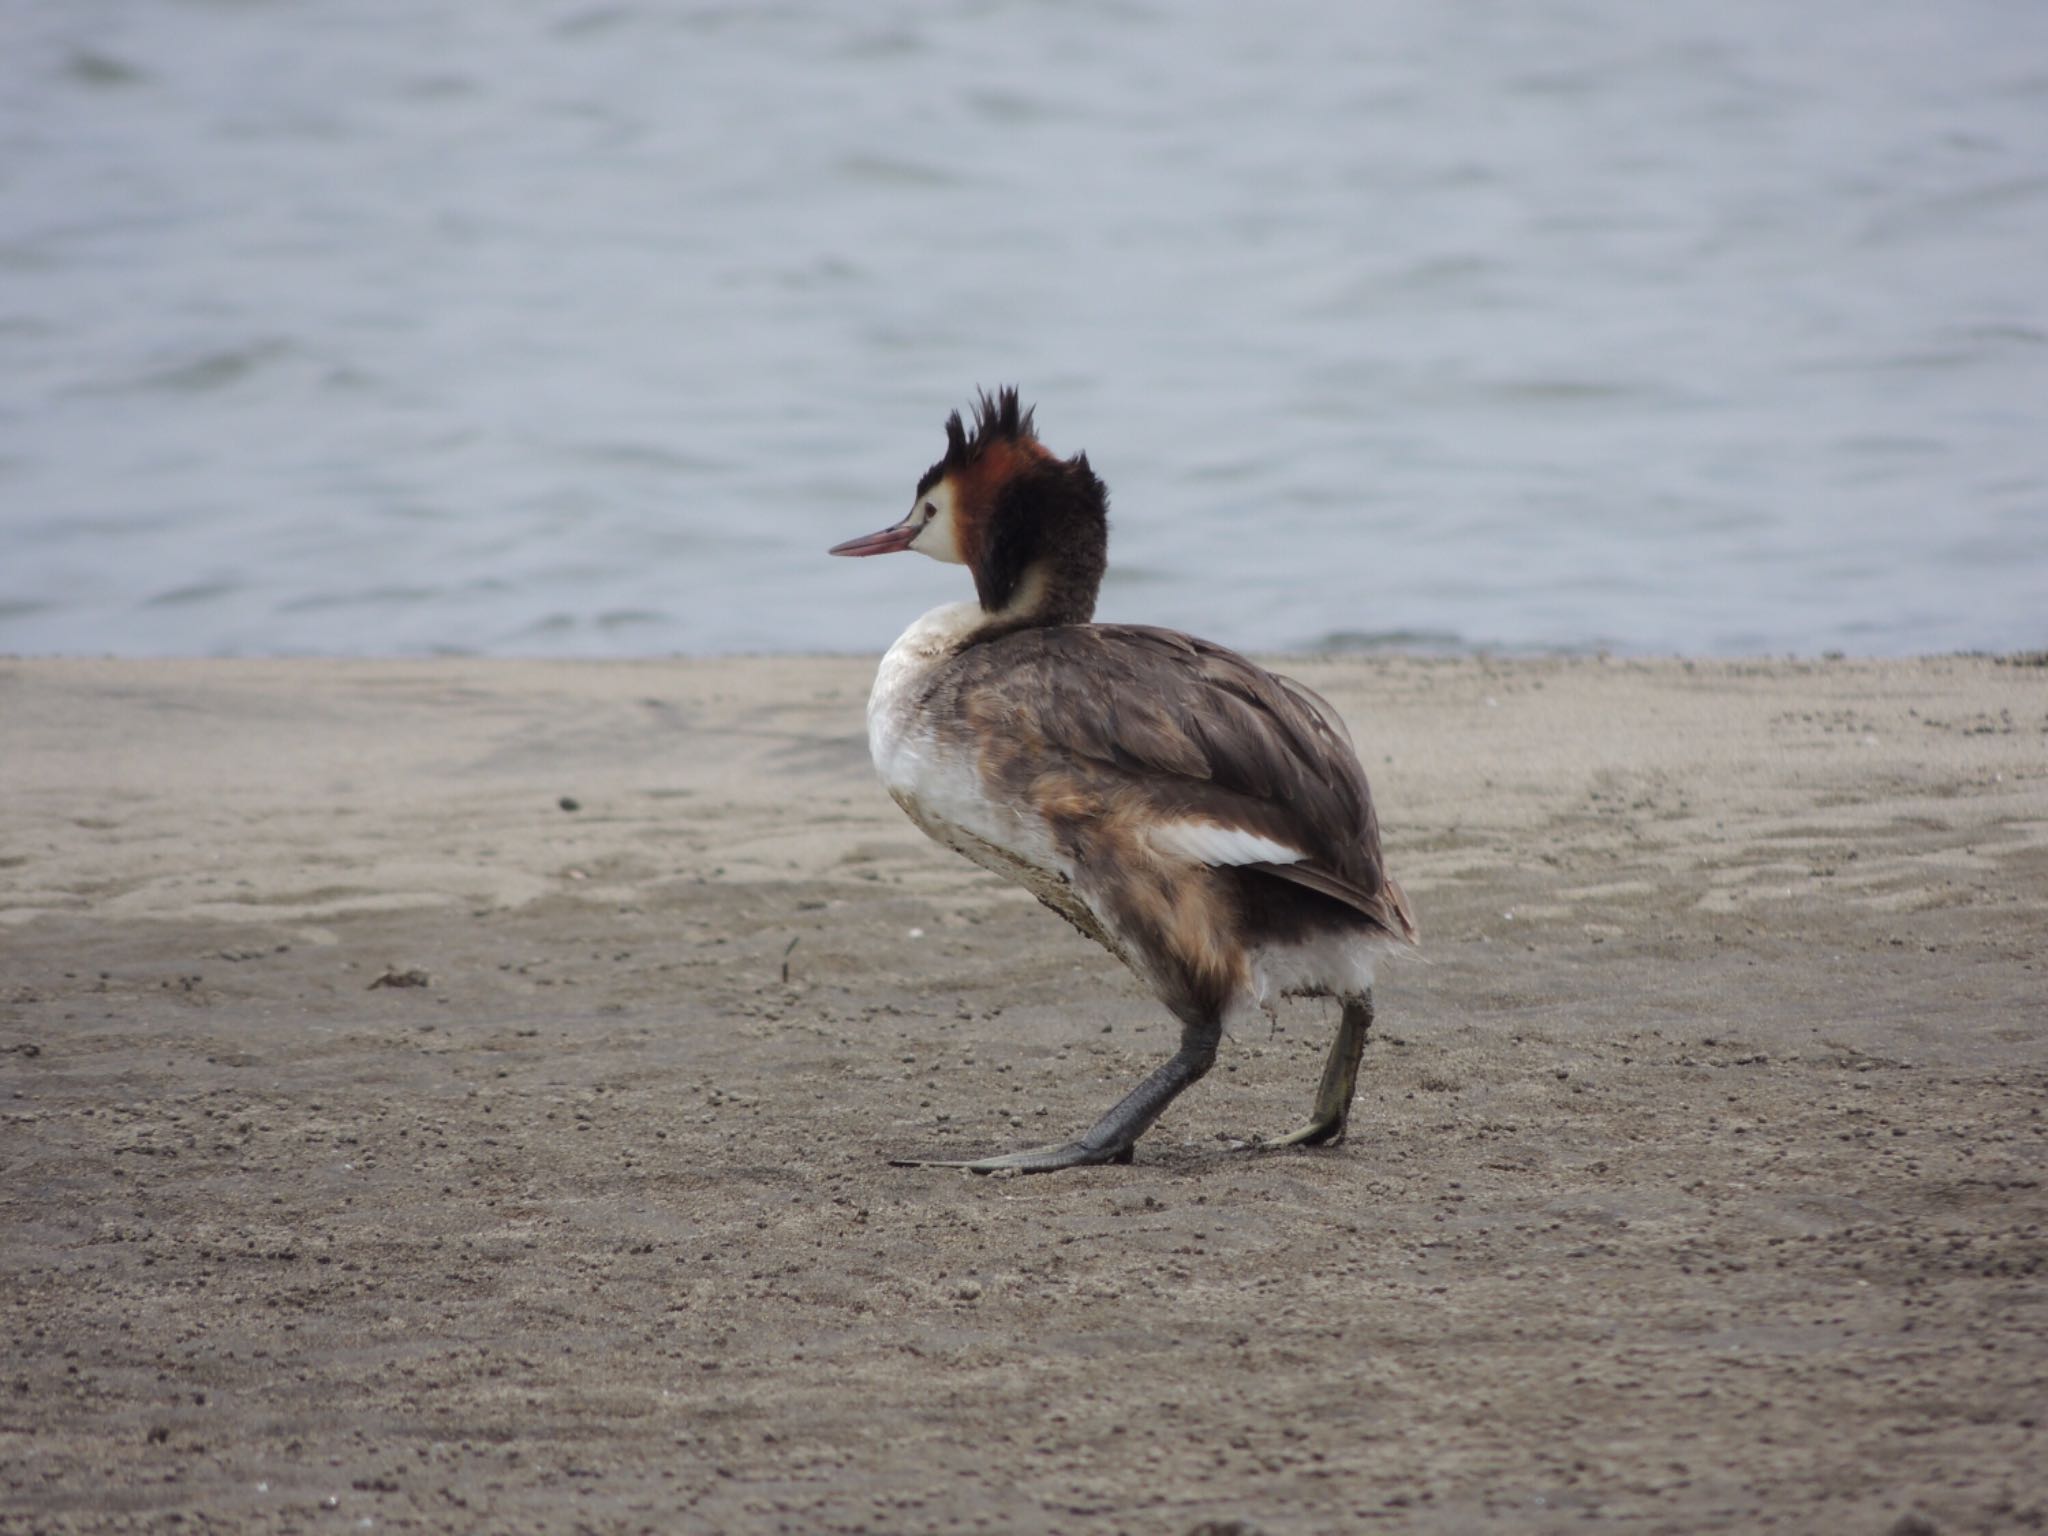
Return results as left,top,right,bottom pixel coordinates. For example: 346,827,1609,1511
3,1,2044,657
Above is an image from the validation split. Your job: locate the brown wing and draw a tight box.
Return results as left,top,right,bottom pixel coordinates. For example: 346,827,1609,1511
928,624,1417,943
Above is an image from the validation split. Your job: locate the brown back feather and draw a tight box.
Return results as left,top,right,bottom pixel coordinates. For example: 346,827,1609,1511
928,624,1416,944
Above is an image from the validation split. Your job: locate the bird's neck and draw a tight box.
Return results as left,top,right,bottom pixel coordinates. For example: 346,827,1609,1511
965,463,1108,640
985,555,1098,629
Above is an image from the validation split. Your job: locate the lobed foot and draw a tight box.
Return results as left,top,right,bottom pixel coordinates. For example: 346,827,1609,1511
890,1139,1135,1174
1259,994,1374,1153
1259,1119,1346,1151
890,1017,1222,1175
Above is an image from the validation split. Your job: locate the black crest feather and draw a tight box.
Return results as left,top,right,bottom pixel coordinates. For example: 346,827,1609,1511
916,386,1038,498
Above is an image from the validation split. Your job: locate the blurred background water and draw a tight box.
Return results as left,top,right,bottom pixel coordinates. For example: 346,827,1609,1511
3,0,2045,659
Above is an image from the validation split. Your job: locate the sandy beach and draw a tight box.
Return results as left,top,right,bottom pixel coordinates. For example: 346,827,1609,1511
2,653,2044,1534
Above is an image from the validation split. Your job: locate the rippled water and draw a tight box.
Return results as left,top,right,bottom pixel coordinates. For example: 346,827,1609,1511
4,1,2045,657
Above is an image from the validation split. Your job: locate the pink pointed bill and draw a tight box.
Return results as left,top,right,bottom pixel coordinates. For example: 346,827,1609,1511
828,518,920,557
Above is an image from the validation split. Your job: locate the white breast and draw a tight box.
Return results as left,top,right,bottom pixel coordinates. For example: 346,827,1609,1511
867,603,1072,885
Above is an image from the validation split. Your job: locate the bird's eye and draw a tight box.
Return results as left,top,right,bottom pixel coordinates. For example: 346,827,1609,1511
921,501,936,522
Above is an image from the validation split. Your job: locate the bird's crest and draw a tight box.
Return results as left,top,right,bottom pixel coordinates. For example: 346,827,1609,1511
917,387,1038,498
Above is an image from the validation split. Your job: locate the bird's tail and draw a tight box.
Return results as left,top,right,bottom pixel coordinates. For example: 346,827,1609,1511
1385,876,1420,945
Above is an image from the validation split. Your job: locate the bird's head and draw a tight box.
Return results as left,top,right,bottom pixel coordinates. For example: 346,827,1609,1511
831,388,1107,622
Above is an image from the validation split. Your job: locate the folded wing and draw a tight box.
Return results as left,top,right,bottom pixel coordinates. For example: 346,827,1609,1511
932,624,1418,944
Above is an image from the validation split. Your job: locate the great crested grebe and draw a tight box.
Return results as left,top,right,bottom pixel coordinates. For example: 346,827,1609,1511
831,389,1417,1173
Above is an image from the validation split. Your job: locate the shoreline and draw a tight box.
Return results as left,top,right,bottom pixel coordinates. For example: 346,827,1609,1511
3,654,2044,1532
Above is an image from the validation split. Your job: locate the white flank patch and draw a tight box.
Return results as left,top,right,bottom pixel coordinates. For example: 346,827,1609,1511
1147,820,1305,868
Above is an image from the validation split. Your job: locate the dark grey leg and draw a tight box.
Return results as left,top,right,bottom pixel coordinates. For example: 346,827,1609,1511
894,1013,1222,1174
1262,992,1374,1149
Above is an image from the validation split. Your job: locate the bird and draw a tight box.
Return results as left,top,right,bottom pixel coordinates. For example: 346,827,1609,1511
829,388,1417,1173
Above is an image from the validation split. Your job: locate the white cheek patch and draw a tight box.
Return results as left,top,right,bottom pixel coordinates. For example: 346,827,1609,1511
1147,821,1306,868
908,481,965,564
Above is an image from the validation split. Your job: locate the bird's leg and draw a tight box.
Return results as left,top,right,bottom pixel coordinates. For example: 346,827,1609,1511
1263,992,1374,1149
894,1013,1222,1174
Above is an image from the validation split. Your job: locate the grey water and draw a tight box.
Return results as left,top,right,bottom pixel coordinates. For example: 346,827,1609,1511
3,0,2045,659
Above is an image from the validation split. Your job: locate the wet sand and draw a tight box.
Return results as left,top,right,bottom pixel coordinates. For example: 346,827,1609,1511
3,654,2044,1534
